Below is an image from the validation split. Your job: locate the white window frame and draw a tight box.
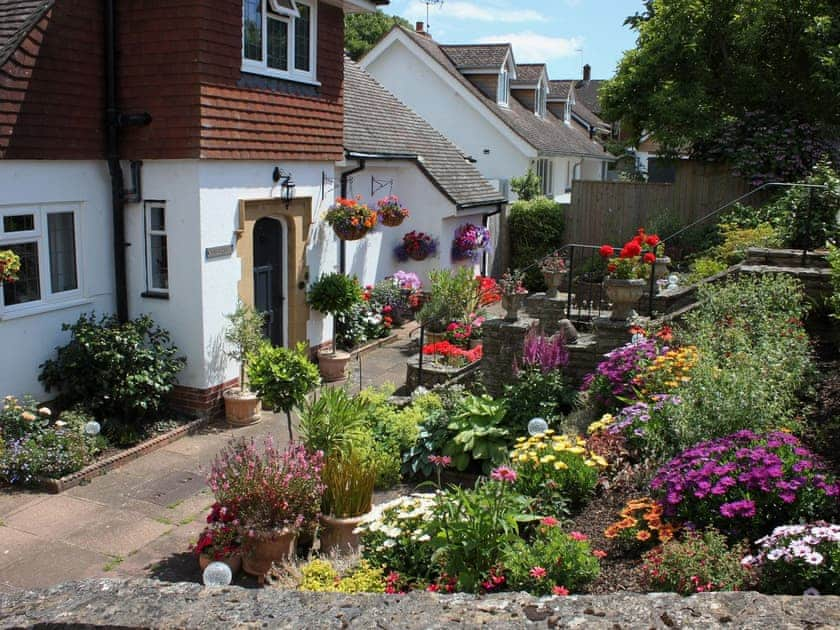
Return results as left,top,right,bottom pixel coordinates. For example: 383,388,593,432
144,201,169,295
534,159,553,197
0,203,83,317
497,66,509,106
241,0,319,85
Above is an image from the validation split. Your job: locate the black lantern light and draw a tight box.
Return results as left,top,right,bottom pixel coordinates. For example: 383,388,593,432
272,167,296,206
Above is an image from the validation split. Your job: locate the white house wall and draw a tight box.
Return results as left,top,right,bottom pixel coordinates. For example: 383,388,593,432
0,161,115,399
363,41,532,184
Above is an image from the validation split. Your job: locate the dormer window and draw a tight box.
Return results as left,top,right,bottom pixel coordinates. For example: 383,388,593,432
242,0,317,83
564,101,571,123
536,79,547,117
497,66,509,106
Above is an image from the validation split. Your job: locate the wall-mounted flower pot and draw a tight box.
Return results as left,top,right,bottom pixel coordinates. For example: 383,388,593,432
317,349,351,383
604,278,646,321
223,388,262,426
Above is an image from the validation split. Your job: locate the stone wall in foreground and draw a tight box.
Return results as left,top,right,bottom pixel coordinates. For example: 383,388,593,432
1,578,838,629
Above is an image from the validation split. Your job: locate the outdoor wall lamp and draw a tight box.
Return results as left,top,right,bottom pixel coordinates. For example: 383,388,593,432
272,167,296,206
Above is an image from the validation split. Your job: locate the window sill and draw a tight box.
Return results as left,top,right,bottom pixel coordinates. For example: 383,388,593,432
141,291,170,300
240,61,321,86
0,297,94,322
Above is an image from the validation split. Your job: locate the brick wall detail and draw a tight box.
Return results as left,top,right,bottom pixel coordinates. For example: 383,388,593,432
171,377,238,419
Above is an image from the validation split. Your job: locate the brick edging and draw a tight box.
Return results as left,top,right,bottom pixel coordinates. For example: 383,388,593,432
33,415,211,494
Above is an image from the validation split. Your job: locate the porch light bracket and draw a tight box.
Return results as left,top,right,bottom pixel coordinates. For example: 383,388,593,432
273,167,296,207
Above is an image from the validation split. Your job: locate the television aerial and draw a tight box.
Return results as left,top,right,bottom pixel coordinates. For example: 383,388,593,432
424,0,444,33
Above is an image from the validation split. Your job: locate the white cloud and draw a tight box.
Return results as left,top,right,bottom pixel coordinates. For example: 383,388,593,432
477,32,584,61
404,1,545,23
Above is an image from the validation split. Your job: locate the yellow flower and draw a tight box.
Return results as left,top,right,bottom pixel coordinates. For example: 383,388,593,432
553,461,569,470
567,446,585,455
518,454,529,463
584,460,597,467
591,454,608,468
540,455,556,464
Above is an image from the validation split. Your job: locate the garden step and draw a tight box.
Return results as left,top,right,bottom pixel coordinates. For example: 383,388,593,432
739,264,831,278
745,247,830,268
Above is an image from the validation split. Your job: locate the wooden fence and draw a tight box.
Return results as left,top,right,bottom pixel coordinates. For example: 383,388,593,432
564,161,773,245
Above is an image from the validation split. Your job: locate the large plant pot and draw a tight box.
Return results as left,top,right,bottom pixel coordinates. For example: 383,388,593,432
223,388,261,426
604,278,646,321
652,257,671,282
542,270,568,299
501,293,527,321
199,553,242,575
317,349,351,383
242,529,297,577
319,514,366,555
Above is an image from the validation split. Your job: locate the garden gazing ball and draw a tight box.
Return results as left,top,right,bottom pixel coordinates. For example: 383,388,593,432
527,417,549,436
83,421,101,436
203,561,232,586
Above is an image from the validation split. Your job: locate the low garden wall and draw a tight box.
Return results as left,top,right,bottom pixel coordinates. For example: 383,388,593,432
0,579,837,629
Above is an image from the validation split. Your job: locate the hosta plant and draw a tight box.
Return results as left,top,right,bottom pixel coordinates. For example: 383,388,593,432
443,394,509,473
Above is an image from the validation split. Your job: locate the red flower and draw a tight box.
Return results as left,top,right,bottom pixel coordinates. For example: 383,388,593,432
552,585,570,596
593,549,608,559
621,241,642,258
607,263,617,272
655,325,674,342
645,234,660,247
569,531,588,542
599,244,615,258
540,516,560,527
643,252,656,264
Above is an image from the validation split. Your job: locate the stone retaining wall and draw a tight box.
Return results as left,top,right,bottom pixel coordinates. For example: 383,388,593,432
1,579,837,629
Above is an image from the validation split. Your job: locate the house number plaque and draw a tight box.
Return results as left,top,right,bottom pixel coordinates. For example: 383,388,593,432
205,244,234,259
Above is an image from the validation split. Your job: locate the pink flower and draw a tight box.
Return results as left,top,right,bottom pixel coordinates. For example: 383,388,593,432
490,466,517,483
552,585,569,596
428,454,452,467
569,531,588,542
540,516,559,527
592,549,608,559
529,566,547,580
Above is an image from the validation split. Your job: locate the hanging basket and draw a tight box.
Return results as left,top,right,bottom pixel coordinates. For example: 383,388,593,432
333,224,370,241
407,250,428,261
380,214,405,228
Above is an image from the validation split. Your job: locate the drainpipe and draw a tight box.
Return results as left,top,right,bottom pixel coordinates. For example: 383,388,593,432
338,158,366,275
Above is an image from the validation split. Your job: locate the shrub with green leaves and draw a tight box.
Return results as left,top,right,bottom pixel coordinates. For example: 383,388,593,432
504,367,576,432
247,341,320,417
39,314,185,430
687,222,781,282
443,393,509,474
828,243,840,320
508,197,566,291
307,273,362,316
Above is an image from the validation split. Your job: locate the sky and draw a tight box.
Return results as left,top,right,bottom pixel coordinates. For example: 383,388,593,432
385,0,645,81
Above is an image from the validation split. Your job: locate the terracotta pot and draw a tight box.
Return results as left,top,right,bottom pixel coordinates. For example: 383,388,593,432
652,256,671,282
242,529,297,577
199,553,242,575
319,513,367,555
603,278,646,321
542,270,568,299
223,388,262,426
380,214,405,228
317,349,351,383
501,293,527,321
334,224,369,241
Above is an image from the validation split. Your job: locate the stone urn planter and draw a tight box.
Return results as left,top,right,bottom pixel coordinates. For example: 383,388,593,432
242,529,297,577
317,349,351,383
501,293,527,321
652,256,671,282
319,514,366,555
223,388,262,426
199,553,242,575
542,270,568,300
604,278,646,321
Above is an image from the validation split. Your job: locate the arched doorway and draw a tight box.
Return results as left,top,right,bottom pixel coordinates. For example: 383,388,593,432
253,217,286,346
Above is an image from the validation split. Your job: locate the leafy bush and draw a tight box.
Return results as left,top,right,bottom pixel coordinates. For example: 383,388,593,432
828,243,840,320
588,395,685,460
307,273,362,316
297,386,369,458
443,394,509,474
509,168,542,201
247,342,320,416
298,559,386,593
417,268,487,333
687,222,781,282
223,301,265,390
504,368,577,432
501,521,600,595
743,522,840,595
642,528,754,595
508,197,566,291
651,430,839,542
39,314,185,429
510,431,606,516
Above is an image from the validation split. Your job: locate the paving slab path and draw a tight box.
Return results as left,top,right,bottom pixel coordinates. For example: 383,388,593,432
0,324,423,592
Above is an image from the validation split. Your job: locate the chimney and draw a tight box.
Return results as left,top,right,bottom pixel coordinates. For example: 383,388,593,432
416,21,425,33
583,64,591,82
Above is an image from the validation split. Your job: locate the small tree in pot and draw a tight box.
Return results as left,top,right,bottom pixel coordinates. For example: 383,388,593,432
307,273,362,382
222,301,266,426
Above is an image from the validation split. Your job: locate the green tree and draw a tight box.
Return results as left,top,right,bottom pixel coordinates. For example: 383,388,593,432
509,168,542,201
344,11,411,61
601,0,840,183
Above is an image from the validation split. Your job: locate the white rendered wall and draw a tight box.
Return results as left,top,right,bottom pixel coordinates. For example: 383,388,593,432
0,161,115,400
363,40,533,183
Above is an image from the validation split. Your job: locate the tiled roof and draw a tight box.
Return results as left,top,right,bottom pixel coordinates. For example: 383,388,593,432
399,27,608,160
512,63,545,84
439,44,509,69
0,0,53,66
572,79,606,115
548,80,572,100
572,103,610,132
344,58,505,208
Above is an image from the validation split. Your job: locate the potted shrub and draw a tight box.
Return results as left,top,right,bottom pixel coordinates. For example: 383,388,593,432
417,268,487,343
498,270,528,321
207,438,324,579
247,342,320,440
0,249,21,284
376,195,410,227
324,197,377,241
222,301,266,426
307,273,363,382
539,251,568,299
319,448,377,554
192,508,242,574
598,228,660,320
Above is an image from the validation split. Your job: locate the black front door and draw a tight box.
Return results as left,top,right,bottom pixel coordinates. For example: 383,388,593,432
253,217,284,346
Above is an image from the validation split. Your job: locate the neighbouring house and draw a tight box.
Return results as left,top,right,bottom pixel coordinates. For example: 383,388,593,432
548,79,612,144
0,0,387,414
342,58,506,282
360,23,612,203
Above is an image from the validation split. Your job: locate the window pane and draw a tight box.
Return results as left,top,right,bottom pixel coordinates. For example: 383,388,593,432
267,17,288,70
2,242,40,306
48,212,78,293
150,206,165,232
3,214,34,233
243,0,263,61
151,234,168,290
294,4,310,71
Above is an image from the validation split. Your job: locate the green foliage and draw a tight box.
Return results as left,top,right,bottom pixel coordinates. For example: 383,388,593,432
322,448,376,518
443,394,509,474
417,268,482,332
828,243,840,319
39,314,185,429
502,524,600,595
297,386,368,458
247,342,320,414
299,558,386,593
509,168,543,201
646,209,720,261
687,222,782,282
503,368,576,432
508,197,566,291
686,256,728,283
224,300,266,390
299,558,339,591
344,11,410,61
642,528,754,595
307,273,362,316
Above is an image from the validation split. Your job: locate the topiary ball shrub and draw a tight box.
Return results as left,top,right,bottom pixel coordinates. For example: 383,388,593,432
307,273,362,316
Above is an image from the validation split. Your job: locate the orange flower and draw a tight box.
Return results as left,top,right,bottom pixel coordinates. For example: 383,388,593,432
617,517,637,530
604,525,619,539
635,530,651,542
